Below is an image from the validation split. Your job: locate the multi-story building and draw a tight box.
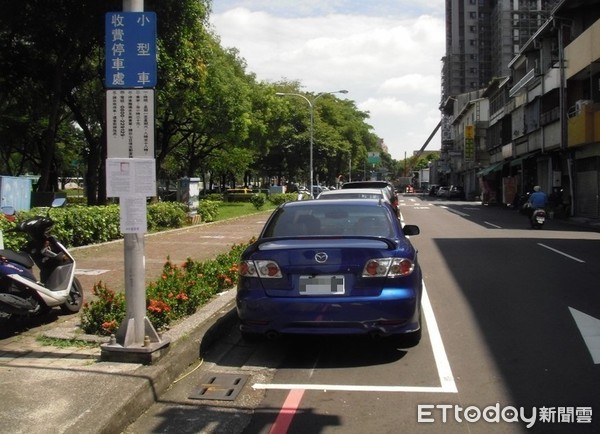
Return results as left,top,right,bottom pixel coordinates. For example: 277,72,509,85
440,0,599,218
442,0,558,102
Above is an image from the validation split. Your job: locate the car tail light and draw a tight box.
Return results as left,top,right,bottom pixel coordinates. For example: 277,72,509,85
239,260,282,278
239,261,258,277
389,258,414,276
362,258,414,277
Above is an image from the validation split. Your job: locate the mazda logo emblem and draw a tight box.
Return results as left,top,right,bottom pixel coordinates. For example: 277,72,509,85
315,252,328,263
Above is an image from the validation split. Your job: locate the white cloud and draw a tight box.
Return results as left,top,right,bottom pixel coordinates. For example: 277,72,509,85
210,2,445,160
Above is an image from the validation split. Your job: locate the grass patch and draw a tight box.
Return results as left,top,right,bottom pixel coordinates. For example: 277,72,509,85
36,335,97,349
216,201,276,221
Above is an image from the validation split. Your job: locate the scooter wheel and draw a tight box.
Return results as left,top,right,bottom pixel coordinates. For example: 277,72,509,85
60,277,84,314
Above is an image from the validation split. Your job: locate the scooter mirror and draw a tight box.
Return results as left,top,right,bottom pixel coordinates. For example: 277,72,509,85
1,206,15,216
51,198,67,208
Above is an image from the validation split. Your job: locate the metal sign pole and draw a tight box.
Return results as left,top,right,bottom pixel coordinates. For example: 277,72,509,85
101,0,168,364
119,0,146,349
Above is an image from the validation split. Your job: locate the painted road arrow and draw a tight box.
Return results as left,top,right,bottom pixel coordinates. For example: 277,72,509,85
569,307,600,364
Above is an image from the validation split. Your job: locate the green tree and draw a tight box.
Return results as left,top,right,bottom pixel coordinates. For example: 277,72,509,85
0,0,119,192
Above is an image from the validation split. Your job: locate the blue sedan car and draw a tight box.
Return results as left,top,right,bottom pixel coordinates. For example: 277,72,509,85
236,198,422,344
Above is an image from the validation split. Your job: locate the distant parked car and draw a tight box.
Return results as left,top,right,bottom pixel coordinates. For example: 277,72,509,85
236,198,423,344
448,185,465,200
312,185,329,197
341,181,399,217
436,186,449,197
316,187,388,202
428,185,441,196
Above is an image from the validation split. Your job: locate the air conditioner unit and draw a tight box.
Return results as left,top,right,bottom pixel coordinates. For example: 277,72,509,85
575,99,592,113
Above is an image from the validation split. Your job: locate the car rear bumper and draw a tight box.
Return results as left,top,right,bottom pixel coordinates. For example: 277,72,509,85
236,288,420,336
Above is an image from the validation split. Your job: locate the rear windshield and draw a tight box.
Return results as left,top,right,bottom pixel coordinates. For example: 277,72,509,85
263,204,395,238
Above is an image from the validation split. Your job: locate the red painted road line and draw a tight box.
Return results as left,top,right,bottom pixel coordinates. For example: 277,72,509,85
269,388,306,434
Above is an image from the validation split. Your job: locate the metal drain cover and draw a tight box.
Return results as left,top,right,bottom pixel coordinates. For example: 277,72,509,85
189,373,249,401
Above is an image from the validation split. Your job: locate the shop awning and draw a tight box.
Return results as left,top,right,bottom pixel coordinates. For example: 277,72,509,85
477,162,504,176
509,152,538,167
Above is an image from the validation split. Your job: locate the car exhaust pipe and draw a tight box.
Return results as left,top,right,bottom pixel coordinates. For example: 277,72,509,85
265,330,280,340
369,331,385,341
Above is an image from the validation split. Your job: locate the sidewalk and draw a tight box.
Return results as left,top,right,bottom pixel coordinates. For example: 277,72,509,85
0,211,272,434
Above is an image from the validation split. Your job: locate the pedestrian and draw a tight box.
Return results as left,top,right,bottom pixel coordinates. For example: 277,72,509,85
528,185,548,210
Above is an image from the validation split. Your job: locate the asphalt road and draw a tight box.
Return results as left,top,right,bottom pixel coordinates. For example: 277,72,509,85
122,197,600,434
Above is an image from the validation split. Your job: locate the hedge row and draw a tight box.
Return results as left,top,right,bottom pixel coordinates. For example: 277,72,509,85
0,193,300,251
0,201,188,250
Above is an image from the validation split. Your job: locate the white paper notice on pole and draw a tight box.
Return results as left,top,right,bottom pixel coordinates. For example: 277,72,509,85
106,158,156,197
120,196,148,234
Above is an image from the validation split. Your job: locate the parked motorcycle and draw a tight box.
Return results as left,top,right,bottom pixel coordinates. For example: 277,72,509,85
0,198,83,322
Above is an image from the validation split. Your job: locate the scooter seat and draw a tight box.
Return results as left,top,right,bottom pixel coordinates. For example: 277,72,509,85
0,249,34,269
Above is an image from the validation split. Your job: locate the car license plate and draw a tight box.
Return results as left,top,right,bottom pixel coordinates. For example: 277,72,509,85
299,275,345,295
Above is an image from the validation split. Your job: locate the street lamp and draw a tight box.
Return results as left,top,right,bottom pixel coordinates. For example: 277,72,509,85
276,89,349,198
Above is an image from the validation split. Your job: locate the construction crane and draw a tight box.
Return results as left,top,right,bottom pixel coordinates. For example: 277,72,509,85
403,120,441,177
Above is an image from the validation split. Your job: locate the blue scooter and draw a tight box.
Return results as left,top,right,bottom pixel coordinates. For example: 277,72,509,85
0,199,83,322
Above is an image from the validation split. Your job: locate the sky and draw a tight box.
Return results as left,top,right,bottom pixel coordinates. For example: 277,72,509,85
209,0,445,161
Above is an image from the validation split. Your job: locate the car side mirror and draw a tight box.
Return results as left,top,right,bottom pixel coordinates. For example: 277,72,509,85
402,224,420,236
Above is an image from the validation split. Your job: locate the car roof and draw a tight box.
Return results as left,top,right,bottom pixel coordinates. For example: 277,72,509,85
341,181,394,189
317,188,386,197
281,198,389,207
274,198,395,215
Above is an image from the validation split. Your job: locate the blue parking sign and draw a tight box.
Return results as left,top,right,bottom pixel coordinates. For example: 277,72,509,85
105,12,157,88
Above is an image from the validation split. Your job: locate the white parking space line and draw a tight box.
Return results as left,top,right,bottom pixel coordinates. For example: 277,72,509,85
484,221,502,229
538,243,586,263
421,281,458,393
252,283,458,394
76,269,110,275
440,206,470,217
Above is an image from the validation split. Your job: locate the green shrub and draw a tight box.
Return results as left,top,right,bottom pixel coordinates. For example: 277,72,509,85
269,193,298,206
80,239,254,335
80,282,126,335
147,202,187,231
198,199,219,222
250,193,267,210
66,196,87,206
204,193,224,201
62,205,121,246
0,215,21,250
2,202,189,249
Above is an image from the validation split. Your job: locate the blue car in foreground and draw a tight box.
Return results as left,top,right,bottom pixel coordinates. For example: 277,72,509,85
236,198,423,344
